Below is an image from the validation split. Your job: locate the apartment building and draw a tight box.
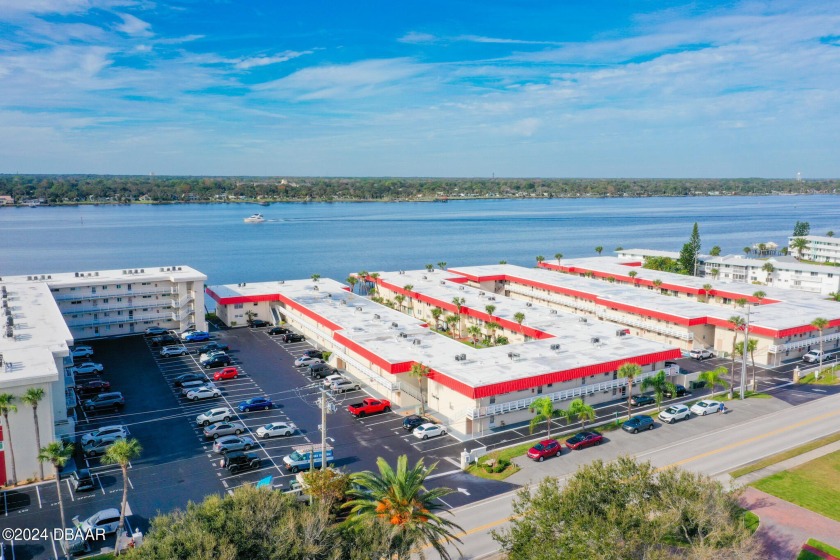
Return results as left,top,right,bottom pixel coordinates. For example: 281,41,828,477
703,255,840,296
788,235,840,264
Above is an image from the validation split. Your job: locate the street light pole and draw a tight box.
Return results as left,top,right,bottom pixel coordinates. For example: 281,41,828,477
740,305,750,400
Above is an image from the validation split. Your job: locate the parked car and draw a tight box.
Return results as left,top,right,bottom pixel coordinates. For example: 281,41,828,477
144,326,168,336
295,356,323,368
213,435,255,454
150,334,180,347
248,319,270,328
527,439,563,462
186,385,222,401
83,436,122,457
659,404,691,424
69,362,104,375
202,354,232,368
282,333,305,343
75,508,121,535
181,380,212,395
348,398,391,417
70,346,94,358
220,451,261,473
80,425,127,446
565,431,603,450
630,394,656,407
308,363,338,378
303,349,323,359
69,468,96,492
331,379,361,393
269,326,291,335
213,367,240,381
196,407,233,427
197,341,229,354
203,421,246,439
402,415,430,431
199,349,226,362
663,384,688,398
622,415,655,434
322,373,345,387
182,330,210,342
83,392,125,412
803,350,825,363
689,348,714,360
76,380,111,396
238,396,273,412
413,423,446,440
690,399,723,416
256,422,296,439
160,345,189,357
174,373,208,387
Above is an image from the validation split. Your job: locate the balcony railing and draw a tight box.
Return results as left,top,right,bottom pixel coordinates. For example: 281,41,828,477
60,300,172,314
598,313,694,341
768,332,840,353
65,313,165,328
53,287,174,301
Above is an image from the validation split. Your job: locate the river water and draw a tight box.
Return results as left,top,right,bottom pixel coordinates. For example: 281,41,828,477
1,196,836,287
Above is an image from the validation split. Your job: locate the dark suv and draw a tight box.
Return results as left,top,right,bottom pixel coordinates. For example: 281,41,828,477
220,451,261,473
150,333,179,347
402,415,429,431
283,333,305,343
248,319,270,328
622,415,655,434
663,384,687,398
202,354,232,369
83,392,125,412
308,363,338,379
269,326,291,336
630,394,656,407
197,342,230,355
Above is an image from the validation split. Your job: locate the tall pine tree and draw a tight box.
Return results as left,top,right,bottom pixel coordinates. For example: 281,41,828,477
678,222,701,275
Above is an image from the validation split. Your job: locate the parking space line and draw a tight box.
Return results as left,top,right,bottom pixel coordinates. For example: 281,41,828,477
36,484,42,508
2,490,7,516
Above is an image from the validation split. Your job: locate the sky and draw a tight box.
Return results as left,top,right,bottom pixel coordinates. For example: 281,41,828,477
1,1,839,178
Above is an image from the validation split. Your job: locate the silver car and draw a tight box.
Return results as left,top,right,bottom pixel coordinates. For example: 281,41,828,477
331,379,361,393
186,384,222,401
196,407,233,427
213,435,256,454
83,435,122,457
160,345,189,357
203,421,246,439
80,425,127,446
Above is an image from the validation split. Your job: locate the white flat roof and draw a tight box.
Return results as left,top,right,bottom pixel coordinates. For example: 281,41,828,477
3,265,206,287
705,254,836,274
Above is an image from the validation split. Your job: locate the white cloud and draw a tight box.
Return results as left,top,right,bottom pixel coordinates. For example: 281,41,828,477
398,31,438,44
456,35,563,46
115,13,152,37
234,51,312,70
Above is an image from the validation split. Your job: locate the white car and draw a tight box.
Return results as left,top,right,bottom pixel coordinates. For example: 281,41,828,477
181,381,211,395
186,384,222,401
413,423,446,440
80,425,128,446
160,345,189,357
69,362,104,375
75,508,121,535
658,404,691,424
200,350,226,362
688,348,714,360
256,422,296,439
294,356,323,368
196,407,233,427
331,379,361,393
690,400,723,416
70,346,94,358
322,373,345,387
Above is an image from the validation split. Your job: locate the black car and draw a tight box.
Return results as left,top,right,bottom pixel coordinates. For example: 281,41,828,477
220,451,261,473
269,326,291,335
629,394,656,407
283,333,305,343
303,349,323,359
173,373,209,387
76,380,111,397
150,334,180,347
663,384,688,398
202,354,232,368
402,415,430,431
248,319,270,328
622,415,655,434
144,327,169,337
69,469,96,492
196,342,230,355
308,363,338,379
83,392,125,412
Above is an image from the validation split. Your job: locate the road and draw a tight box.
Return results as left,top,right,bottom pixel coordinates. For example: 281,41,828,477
438,388,840,559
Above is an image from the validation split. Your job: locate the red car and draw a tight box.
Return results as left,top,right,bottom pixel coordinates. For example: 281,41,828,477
527,439,562,462
565,431,603,450
213,367,239,381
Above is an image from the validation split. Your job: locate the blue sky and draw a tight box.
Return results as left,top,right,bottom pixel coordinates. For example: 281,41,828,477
1,0,839,177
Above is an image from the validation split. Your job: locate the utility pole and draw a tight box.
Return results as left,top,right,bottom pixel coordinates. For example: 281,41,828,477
740,304,750,400
321,386,327,471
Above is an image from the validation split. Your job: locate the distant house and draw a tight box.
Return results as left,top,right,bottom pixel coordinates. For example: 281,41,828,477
0,195,13,205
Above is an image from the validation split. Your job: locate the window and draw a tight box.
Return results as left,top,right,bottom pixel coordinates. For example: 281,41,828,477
116,297,122,302
234,303,244,309
103,298,109,303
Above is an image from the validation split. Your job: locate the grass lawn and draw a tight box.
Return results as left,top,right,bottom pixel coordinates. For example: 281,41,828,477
798,539,840,560
798,369,840,385
731,432,840,478
743,510,760,534
752,450,840,522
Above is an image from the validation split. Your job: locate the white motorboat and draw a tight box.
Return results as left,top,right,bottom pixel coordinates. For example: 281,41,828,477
244,213,265,223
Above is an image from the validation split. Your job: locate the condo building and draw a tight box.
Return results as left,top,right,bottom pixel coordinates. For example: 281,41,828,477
703,255,840,296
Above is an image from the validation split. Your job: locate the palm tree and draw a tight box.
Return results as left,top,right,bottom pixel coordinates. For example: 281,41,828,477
345,276,358,294
618,363,642,419
528,397,564,438
828,231,835,238
467,325,482,347
830,292,840,302
811,317,829,379
614,246,623,252
344,455,463,560
451,297,465,338
743,246,751,256
403,284,413,293
437,261,447,271
762,262,775,283
728,315,746,398
39,441,74,557
781,247,789,256
554,253,563,264
595,246,603,255
535,255,545,265
753,290,766,305
513,312,525,337
21,387,46,480
0,393,18,485
485,321,500,345
791,237,809,259
408,363,430,416
711,268,720,280
710,245,721,256
758,243,767,256
357,270,369,294
430,307,443,330
101,438,142,540
568,398,595,428
311,273,321,283
641,370,675,411
425,264,434,272
444,315,458,336
394,294,406,312
484,304,496,317
736,339,759,390
499,260,507,265
628,270,638,284
698,366,729,395
653,279,663,291
702,283,713,303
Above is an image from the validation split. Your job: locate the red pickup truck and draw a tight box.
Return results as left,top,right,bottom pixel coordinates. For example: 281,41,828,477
348,398,391,418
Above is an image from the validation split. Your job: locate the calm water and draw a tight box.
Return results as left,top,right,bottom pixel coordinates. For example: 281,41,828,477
1,197,837,292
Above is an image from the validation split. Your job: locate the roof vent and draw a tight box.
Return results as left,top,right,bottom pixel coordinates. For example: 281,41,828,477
399,332,408,338
373,314,380,320
93,273,97,277
488,296,495,301
459,285,465,291
178,267,182,271
278,280,284,284
590,337,600,344
422,275,427,280
550,309,557,314
507,352,521,360
440,280,445,285
616,329,629,337
4,325,12,338
141,269,144,273
160,268,164,272
40,275,46,280
391,322,398,328
526,302,532,307
313,285,319,291
356,306,363,312
550,344,561,351
412,339,421,346
579,317,588,323
478,291,485,297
